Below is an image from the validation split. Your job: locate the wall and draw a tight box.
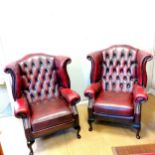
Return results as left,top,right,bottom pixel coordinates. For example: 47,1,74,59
149,35,155,92
0,0,155,99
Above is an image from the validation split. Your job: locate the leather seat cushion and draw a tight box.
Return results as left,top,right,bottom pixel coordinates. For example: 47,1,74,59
94,91,134,116
30,97,74,132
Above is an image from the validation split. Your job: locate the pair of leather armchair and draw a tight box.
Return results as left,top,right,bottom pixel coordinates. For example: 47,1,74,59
4,45,152,155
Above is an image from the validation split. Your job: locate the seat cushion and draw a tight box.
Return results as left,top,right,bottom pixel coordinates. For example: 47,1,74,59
30,97,74,132
94,91,134,116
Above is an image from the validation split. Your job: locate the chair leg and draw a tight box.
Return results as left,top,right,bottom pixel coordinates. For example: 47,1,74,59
27,140,35,155
136,128,141,139
75,125,81,139
88,120,93,131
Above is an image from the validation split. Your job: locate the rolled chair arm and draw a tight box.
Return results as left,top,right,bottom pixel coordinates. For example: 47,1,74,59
84,82,102,99
14,97,30,118
59,88,80,106
133,84,148,103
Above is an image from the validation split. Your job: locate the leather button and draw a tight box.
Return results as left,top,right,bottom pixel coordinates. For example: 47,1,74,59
113,52,116,57
116,76,120,80
45,69,48,73
45,90,49,95
29,69,33,74
40,83,43,88
35,77,37,82
38,92,41,96
39,61,43,66
127,68,131,73
37,69,40,74
128,52,132,57
31,61,35,67
124,61,127,66
103,61,107,66
46,60,50,64
121,52,125,57
110,60,113,66
42,75,45,80
49,74,52,79
106,68,109,73
116,60,120,66
131,61,135,65
113,68,116,72
130,76,133,80
105,82,109,90
120,83,123,88
24,63,28,68
127,83,130,88
123,76,127,80
112,82,116,87
47,82,50,87
32,85,35,90
28,78,31,84
103,76,106,79
30,93,34,98
105,53,109,58
120,68,123,73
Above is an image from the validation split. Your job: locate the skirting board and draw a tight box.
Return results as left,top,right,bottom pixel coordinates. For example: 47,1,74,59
148,88,155,96
79,100,88,105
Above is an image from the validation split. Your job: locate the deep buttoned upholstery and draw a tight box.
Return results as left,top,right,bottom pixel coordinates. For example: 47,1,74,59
101,47,137,92
5,53,81,155
19,56,58,103
84,45,152,139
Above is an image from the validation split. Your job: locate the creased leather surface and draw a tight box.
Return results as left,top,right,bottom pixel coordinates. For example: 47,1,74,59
31,97,73,131
94,91,134,116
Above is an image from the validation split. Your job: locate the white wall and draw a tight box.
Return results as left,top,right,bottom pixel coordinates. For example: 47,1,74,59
0,0,155,99
150,35,155,91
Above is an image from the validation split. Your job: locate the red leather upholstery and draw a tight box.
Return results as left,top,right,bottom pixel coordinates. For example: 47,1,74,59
94,91,133,116
101,46,137,92
85,45,152,138
133,84,148,103
60,88,81,105
84,82,101,99
19,56,58,103
31,97,73,132
5,53,81,154
15,97,30,117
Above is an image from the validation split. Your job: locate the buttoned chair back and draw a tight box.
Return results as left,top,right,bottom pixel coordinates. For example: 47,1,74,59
5,53,81,155
85,45,152,139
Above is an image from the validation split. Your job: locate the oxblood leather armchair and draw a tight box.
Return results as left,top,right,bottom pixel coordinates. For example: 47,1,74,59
5,53,81,155
84,45,152,139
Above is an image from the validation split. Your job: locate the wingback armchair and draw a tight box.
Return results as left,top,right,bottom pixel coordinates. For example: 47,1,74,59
5,53,81,155
84,45,152,139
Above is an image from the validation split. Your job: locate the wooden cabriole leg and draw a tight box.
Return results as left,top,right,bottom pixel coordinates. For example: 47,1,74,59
72,105,81,139
27,140,35,155
134,102,142,139
74,125,81,138
88,99,94,131
88,119,93,131
136,128,141,139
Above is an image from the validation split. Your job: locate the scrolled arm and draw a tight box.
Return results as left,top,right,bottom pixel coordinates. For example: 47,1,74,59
59,88,80,106
14,97,30,118
137,50,153,87
133,84,148,104
84,82,102,99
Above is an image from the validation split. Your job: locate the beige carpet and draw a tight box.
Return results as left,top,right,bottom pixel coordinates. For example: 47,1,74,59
32,94,155,155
